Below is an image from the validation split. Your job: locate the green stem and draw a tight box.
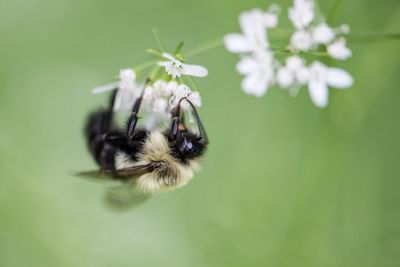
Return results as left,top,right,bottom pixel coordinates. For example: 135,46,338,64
149,66,162,81
174,41,185,55
152,28,168,52
184,76,200,91
313,0,326,23
185,38,225,58
146,48,163,57
328,0,346,24
133,59,158,72
348,33,400,43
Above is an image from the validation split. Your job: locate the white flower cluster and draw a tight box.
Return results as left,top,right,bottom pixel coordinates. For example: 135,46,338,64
224,0,354,108
224,6,280,97
91,51,207,127
289,0,352,60
92,68,203,129
93,68,202,111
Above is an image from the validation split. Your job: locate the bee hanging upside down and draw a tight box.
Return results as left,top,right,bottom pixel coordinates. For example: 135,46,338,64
79,82,208,208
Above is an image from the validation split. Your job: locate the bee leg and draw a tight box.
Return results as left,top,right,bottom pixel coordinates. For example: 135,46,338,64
99,90,124,144
170,98,186,140
126,94,144,143
100,89,118,133
126,79,151,142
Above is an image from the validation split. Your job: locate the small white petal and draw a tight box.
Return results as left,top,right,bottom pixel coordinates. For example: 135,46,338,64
286,55,304,72
242,73,269,97
289,0,315,29
339,24,351,34
263,13,278,28
144,112,169,131
157,61,170,67
119,69,136,81
153,79,167,90
152,98,168,113
294,67,310,85
236,57,258,75
170,84,192,107
308,61,329,107
312,23,335,44
92,82,119,94
158,61,182,78
113,89,137,112
224,34,252,53
188,91,202,107
181,64,208,77
239,9,269,52
113,90,123,111
308,79,329,108
161,53,176,61
277,67,294,88
327,67,353,88
147,86,158,99
164,81,179,95
290,30,313,51
327,38,352,60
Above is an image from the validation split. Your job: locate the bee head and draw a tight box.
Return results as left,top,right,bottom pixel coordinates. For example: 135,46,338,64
175,131,203,159
169,98,208,161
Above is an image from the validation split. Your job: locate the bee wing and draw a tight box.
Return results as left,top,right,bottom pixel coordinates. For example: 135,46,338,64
104,184,151,210
76,163,153,181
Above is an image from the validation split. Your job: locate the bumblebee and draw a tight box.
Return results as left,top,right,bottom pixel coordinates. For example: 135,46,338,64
79,83,208,208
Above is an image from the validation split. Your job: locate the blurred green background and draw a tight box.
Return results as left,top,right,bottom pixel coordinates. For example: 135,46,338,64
1,0,400,266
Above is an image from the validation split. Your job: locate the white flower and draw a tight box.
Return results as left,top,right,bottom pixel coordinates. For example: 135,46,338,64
277,56,309,88
169,84,202,110
307,61,353,107
312,23,335,44
263,5,280,29
152,98,168,113
339,24,350,34
236,51,276,97
91,68,136,94
290,30,313,51
286,56,309,84
163,81,179,96
91,82,119,94
277,67,294,88
91,68,141,112
327,38,352,60
158,53,208,78
119,69,136,83
143,98,170,131
289,0,315,30
187,91,202,107
224,7,279,54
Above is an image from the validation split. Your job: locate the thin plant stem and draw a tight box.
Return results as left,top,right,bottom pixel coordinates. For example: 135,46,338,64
186,38,224,58
146,48,163,57
184,76,200,91
348,33,400,43
149,66,162,82
133,59,158,72
174,41,185,55
152,28,168,52
328,0,346,24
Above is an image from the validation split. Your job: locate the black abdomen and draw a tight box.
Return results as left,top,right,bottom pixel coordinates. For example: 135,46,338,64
84,109,117,170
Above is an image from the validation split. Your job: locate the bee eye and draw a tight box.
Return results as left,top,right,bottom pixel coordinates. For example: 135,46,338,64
180,138,193,153
176,133,200,158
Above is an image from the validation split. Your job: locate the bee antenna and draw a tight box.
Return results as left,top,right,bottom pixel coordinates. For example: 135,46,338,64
184,99,208,144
